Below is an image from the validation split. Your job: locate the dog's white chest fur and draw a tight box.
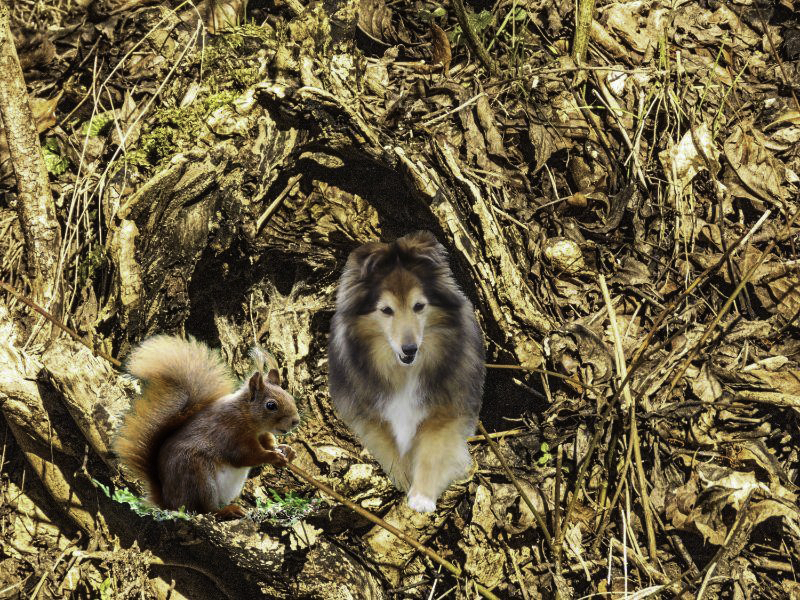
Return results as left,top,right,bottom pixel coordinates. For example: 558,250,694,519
214,465,249,506
382,380,427,457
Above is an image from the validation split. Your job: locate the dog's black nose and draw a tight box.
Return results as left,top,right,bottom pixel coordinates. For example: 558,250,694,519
290,416,300,428
401,344,418,357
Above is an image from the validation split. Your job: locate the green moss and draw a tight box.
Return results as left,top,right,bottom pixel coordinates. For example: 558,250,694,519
77,244,106,287
94,477,318,524
202,90,238,113
202,22,276,90
120,21,276,171
122,90,241,169
138,125,179,165
253,489,320,525
229,66,261,89
202,22,275,69
93,478,192,522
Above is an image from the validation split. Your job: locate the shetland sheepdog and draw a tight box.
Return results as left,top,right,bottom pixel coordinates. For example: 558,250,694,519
329,231,485,512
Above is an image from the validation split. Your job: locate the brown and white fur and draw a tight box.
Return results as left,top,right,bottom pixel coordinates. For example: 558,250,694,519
329,231,485,512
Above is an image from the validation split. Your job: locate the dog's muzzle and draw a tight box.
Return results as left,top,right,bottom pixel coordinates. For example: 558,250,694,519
399,343,418,365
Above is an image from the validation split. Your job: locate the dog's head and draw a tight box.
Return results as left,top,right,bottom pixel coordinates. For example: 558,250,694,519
338,231,464,367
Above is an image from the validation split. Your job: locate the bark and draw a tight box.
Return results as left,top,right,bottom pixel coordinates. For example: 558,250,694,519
0,0,61,306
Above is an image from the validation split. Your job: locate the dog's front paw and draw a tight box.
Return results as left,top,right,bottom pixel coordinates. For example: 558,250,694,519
407,492,437,513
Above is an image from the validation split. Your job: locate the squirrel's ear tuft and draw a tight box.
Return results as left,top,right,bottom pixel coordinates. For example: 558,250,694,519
249,371,265,396
267,368,280,386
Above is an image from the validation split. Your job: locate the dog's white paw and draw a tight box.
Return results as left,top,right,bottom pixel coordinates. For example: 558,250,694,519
407,493,437,513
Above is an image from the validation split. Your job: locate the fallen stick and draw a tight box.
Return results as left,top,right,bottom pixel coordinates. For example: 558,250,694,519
285,463,500,600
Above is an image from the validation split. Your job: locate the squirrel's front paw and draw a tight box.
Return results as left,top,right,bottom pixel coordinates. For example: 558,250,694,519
277,444,296,462
407,492,437,513
265,449,289,467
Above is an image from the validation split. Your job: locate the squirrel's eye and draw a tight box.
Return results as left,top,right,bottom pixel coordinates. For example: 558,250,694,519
380,306,394,316
266,401,278,411
413,302,426,313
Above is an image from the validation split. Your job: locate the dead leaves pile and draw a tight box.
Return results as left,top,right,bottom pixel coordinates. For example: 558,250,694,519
346,0,800,595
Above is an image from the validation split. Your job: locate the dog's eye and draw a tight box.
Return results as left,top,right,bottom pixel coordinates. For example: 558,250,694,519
381,306,394,316
413,302,426,313
266,401,278,411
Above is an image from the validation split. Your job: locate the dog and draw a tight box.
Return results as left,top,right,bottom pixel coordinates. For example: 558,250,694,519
329,231,485,512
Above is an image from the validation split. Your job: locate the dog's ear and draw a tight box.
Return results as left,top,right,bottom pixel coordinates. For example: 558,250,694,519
398,230,447,266
349,242,389,280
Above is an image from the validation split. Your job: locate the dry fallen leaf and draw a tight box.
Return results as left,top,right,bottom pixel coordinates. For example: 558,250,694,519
357,0,410,46
430,23,451,74
666,464,778,545
547,324,614,389
690,361,723,403
16,33,56,70
543,237,586,275
603,2,652,54
724,121,788,205
659,121,720,193
528,120,567,174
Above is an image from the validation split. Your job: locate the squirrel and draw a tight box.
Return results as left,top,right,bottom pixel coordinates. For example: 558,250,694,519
113,335,300,520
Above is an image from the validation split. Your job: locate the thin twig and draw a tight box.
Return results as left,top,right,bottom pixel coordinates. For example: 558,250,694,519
485,363,600,393
667,208,800,394
589,424,634,554
755,6,800,111
476,422,552,549
500,532,531,600
553,444,562,552
598,275,657,561
256,174,302,232
561,211,777,565
631,209,771,366
0,281,122,368
451,0,496,74
592,86,647,189
733,210,771,253
467,428,527,442
421,92,486,128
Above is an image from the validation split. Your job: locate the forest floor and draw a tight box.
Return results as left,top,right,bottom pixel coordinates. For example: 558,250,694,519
1,0,800,598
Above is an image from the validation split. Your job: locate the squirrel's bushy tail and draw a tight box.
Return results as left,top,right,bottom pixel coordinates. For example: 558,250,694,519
113,335,236,506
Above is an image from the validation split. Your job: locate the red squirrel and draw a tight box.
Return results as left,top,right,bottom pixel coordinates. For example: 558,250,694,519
113,335,300,520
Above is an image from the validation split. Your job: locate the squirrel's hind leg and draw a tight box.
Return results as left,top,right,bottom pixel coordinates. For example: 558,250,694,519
159,450,221,513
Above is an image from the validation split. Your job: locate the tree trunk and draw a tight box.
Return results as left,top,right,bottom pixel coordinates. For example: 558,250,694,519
0,0,61,307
